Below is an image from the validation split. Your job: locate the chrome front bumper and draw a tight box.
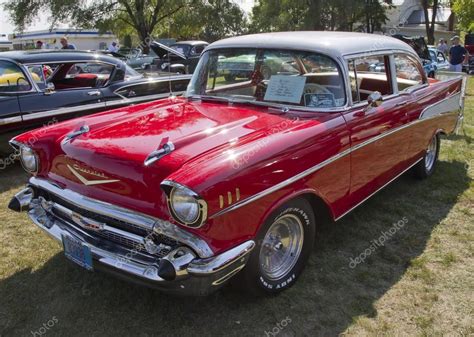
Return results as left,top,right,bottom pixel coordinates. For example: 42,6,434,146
10,179,255,296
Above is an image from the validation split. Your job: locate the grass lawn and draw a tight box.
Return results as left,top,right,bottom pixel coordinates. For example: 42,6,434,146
0,78,472,337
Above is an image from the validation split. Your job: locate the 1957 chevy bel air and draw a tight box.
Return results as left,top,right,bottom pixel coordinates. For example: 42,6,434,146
8,32,465,296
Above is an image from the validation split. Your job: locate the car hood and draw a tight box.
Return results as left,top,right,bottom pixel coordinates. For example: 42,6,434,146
25,98,298,218
150,41,186,60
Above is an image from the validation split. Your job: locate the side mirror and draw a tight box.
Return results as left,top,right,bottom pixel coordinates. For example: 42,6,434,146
44,82,55,95
367,91,383,108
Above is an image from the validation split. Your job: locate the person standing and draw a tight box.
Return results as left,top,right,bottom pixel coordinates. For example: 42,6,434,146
437,38,449,55
448,36,469,72
108,41,119,53
60,37,76,50
35,40,43,49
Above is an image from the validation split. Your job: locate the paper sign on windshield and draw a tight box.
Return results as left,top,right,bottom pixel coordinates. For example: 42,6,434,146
264,75,307,104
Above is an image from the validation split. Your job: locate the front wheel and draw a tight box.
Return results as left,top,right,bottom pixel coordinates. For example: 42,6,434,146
234,198,315,295
413,133,440,179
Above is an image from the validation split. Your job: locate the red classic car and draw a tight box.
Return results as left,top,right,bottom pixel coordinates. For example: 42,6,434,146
8,32,466,295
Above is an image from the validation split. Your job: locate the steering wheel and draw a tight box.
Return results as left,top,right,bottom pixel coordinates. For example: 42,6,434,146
303,83,331,95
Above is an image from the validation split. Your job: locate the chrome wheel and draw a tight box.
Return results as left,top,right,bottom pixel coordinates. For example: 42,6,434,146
425,135,438,171
259,214,304,280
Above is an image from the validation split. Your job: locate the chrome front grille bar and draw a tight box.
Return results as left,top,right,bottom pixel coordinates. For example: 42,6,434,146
28,177,214,258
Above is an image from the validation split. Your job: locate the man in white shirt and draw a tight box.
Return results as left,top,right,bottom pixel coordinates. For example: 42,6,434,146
108,41,119,53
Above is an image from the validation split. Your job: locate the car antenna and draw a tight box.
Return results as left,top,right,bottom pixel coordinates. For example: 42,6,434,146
167,19,175,99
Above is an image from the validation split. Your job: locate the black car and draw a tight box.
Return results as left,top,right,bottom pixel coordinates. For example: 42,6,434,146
0,50,191,154
150,40,209,74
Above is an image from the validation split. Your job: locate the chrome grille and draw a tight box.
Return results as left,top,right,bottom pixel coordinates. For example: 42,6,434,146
36,188,179,257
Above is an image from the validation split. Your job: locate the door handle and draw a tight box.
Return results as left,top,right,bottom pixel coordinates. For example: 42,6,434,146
395,101,407,107
87,90,101,96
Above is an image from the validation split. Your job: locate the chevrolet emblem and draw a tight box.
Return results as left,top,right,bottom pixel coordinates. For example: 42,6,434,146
67,164,119,186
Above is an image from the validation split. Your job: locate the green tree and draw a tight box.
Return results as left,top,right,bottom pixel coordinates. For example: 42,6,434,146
163,0,247,42
3,0,188,50
452,0,474,32
249,0,389,33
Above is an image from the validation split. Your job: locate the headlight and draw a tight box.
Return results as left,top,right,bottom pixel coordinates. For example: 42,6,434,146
20,146,38,173
162,182,208,227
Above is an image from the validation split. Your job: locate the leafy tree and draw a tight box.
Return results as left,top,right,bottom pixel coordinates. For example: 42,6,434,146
452,0,474,32
249,0,390,33
163,0,247,42
3,0,188,50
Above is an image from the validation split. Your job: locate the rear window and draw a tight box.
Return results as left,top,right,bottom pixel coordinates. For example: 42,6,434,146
0,60,31,92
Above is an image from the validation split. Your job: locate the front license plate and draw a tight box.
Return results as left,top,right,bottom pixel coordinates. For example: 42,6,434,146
62,235,93,271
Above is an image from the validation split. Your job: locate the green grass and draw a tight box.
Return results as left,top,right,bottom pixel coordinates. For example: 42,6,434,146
0,78,473,337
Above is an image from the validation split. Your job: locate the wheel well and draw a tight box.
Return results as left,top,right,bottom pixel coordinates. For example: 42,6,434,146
300,193,334,225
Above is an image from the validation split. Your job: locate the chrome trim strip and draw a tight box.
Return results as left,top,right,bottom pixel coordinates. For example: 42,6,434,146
419,93,461,120
0,116,22,126
211,96,459,219
335,158,423,220
28,177,214,258
107,93,182,106
21,102,106,121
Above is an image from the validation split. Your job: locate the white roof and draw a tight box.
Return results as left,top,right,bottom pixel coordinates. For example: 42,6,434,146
208,31,417,58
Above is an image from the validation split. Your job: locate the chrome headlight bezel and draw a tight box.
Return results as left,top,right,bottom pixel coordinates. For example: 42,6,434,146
11,142,39,174
161,181,208,228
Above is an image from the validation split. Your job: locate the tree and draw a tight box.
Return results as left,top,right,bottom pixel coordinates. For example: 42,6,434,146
249,0,390,33
164,0,248,42
4,0,189,51
420,0,439,45
452,0,474,32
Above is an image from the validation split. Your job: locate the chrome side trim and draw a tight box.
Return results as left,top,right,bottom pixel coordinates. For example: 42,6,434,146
21,102,106,122
0,116,22,126
109,92,184,105
334,158,423,221
419,93,461,120
211,97,459,219
28,177,214,258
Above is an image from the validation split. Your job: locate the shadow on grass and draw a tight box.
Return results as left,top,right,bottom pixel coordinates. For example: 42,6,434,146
0,162,28,194
0,161,469,337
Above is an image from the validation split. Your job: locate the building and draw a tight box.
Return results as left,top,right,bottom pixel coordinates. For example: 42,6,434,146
10,28,116,50
0,33,13,51
382,0,457,43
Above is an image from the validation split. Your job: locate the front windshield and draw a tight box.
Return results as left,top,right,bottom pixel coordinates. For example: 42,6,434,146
171,44,190,55
186,48,346,109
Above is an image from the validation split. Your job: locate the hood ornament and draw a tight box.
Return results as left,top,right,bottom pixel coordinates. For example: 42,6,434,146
144,138,175,166
63,125,90,144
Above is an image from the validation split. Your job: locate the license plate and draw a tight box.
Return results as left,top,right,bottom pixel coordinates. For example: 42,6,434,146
62,234,93,271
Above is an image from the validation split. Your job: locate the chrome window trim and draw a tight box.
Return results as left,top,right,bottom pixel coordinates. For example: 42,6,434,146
211,98,459,219
28,177,214,258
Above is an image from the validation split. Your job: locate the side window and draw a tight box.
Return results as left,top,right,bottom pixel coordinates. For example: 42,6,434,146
0,60,31,92
27,65,52,90
393,54,424,92
53,62,114,90
348,55,393,104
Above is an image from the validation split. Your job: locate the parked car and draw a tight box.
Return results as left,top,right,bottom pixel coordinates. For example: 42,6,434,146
8,32,465,296
0,50,191,154
463,33,474,74
428,47,450,73
126,47,159,70
392,34,437,77
150,40,208,74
